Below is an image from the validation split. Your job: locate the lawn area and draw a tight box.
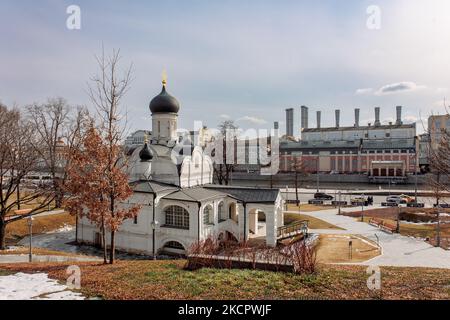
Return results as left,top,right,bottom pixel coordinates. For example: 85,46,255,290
0,247,84,257
284,212,344,230
2,192,56,216
315,234,380,263
359,216,450,239
287,204,331,212
1,260,449,299
5,212,75,245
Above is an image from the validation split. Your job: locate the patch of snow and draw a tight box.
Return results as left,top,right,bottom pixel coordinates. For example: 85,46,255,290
49,224,74,233
0,272,84,300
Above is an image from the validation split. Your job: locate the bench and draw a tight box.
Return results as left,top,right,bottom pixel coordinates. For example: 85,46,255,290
380,222,397,234
407,202,425,208
381,202,399,207
434,203,450,208
308,199,324,205
369,218,382,227
331,200,347,206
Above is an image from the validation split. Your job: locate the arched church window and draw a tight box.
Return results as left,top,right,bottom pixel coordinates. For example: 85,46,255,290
203,205,213,225
218,202,226,221
164,205,189,229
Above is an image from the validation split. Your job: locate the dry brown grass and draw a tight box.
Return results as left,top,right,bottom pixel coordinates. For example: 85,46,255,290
0,247,86,257
315,234,381,263
359,216,450,239
1,260,449,299
287,204,331,212
284,213,344,230
3,192,56,216
5,213,75,242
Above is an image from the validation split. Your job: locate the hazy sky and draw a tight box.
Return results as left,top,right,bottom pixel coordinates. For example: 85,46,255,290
1,0,450,135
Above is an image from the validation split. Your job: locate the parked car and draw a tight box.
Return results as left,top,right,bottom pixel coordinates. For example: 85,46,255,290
350,196,369,206
386,195,406,204
314,192,333,200
399,194,415,203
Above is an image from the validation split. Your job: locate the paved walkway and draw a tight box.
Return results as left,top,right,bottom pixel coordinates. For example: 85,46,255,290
286,206,450,268
0,254,100,264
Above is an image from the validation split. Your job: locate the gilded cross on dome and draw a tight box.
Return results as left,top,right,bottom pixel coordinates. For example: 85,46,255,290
162,69,167,86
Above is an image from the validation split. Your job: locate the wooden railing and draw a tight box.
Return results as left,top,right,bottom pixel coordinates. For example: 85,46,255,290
277,220,308,239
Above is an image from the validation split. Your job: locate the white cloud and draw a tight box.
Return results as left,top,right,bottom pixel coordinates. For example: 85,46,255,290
237,116,267,125
355,88,373,95
219,114,231,119
375,82,425,95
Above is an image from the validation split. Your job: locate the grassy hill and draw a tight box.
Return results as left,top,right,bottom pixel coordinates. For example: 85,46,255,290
1,260,449,300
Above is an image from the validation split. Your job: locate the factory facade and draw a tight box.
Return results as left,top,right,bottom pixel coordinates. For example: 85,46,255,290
280,106,419,181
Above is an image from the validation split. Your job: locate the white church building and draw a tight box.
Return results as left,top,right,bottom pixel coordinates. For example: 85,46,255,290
77,78,285,256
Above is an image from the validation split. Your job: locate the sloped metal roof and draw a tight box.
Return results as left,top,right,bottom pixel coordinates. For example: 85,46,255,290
162,187,229,202
204,185,280,203
130,180,179,194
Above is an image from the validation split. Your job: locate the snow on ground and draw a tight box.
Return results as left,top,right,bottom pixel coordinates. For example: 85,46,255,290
0,272,84,300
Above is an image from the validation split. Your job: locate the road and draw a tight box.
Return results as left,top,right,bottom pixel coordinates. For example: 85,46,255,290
282,188,449,207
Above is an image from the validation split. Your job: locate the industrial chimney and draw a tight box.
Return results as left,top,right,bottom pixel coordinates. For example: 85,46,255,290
316,111,321,129
301,106,309,130
354,108,360,127
335,109,340,128
396,106,403,125
374,107,381,126
285,108,294,136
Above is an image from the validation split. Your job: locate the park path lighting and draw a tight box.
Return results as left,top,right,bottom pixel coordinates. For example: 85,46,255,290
27,214,34,262
150,220,159,260
360,193,365,222
338,191,342,215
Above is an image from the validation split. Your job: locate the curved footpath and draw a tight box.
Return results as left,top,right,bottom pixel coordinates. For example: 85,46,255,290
286,206,450,268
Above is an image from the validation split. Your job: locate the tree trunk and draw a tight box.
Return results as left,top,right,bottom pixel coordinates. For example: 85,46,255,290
75,215,79,244
0,217,6,250
101,219,107,264
109,230,115,264
295,171,299,206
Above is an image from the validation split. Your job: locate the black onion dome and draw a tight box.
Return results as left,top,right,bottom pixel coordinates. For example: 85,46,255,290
149,85,180,114
139,143,153,161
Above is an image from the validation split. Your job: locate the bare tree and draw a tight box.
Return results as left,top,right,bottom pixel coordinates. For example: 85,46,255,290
86,47,134,263
26,98,89,209
214,120,238,185
0,104,53,249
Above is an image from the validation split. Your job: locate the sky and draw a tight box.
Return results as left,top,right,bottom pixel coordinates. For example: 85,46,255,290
1,0,450,136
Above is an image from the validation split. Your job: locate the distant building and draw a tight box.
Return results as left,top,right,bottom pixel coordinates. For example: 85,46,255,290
125,130,152,148
428,114,450,150
281,106,419,181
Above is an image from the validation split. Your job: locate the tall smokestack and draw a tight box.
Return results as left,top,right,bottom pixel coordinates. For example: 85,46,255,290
354,108,360,127
316,111,321,129
374,107,381,126
335,109,340,128
301,106,309,130
274,121,279,130
396,106,403,125
285,108,294,136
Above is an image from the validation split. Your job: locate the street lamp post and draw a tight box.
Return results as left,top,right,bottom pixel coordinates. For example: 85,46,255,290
338,191,342,215
396,204,401,233
360,193,364,222
27,215,34,262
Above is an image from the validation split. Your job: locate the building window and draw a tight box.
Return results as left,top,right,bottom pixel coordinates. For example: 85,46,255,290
386,133,390,137
133,216,138,225
164,241,184,249
164,205,189,229
218,202,226,221
203,205,213,225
